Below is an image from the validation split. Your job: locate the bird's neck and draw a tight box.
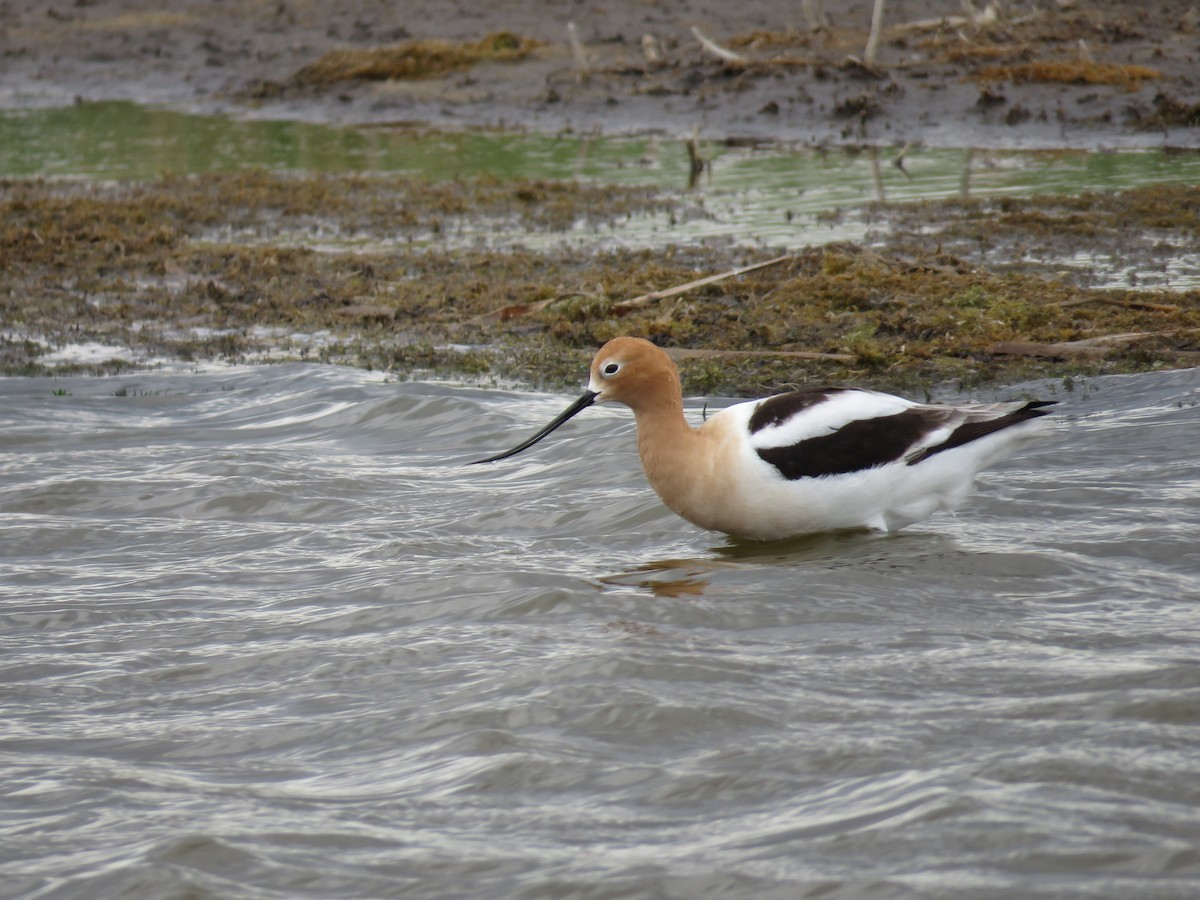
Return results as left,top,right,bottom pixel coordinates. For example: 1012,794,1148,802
632,393,694,451
632,395,711,517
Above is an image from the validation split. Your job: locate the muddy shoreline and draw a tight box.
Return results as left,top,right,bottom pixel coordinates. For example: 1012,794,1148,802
4,172,1197,393
5,0,1199,148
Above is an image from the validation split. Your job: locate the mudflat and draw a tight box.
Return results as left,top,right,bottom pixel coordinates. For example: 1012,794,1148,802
5,0,1199,145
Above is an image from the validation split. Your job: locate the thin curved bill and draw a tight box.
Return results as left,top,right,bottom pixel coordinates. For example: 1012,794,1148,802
470,391,598,464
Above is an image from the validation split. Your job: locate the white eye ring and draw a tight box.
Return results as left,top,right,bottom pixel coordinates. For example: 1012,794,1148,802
601,361,621,377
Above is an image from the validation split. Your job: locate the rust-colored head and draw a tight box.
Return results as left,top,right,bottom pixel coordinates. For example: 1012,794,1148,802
470,336,684,465
586,337,683,414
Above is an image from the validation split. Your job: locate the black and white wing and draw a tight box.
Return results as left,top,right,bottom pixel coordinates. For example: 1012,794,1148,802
740,388,1054,481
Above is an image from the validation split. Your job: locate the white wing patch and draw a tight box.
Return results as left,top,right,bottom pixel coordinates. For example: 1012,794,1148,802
746,390,918,451
901,415,963,461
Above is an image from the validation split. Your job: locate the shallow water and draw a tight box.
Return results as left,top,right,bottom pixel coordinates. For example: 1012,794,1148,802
3,364,1200,898
5,102,1200,273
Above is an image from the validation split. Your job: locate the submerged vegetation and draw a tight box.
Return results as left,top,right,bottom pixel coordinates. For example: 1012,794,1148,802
2,170,1197,394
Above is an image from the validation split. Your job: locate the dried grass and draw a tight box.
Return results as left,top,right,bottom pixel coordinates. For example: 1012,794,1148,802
293,32,540,84
977,60,1161,87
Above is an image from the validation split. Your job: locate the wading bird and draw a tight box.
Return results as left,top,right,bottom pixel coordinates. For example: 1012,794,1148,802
473,337,1054,541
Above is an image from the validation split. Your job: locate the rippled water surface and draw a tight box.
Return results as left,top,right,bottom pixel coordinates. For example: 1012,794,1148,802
3,364,1200,899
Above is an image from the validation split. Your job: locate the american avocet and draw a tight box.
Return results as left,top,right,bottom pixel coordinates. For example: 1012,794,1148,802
473,337,1054,541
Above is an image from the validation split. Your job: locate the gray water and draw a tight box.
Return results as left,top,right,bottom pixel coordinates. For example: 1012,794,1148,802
2,363,1200,899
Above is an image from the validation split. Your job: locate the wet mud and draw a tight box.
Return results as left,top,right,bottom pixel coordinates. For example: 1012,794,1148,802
5,0,1198,147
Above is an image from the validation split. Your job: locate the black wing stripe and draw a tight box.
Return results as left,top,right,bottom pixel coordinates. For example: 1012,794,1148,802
747,388,850,435
757,408,950,480
905,401,1056,466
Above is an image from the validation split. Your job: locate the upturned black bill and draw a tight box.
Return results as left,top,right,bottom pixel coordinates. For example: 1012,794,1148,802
470,391,598,464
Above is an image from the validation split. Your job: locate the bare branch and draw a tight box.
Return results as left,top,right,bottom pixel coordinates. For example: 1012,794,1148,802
567,21,591,80
691,26,746,64
613,254,793,312
864,0,887,67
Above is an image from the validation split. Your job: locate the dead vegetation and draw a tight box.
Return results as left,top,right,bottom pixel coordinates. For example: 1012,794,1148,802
976,60,1162,88
3,171,1197,393
292,32,541,85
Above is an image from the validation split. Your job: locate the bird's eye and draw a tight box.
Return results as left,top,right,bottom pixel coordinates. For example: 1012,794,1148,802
601,361,621,377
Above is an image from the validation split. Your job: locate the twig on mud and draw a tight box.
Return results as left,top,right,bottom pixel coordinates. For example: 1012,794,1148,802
988,331,1177,359
685,125,707,188
869,148,886,203
839,55,887,79
465,256,793,325
641,34,662,65
1058,296,1179,313
893,142,913,180
466,292,588,325
665,347,856,363
898,1,1001,32
691,26,746,64
803,0,830,32
567,22,591,80
864,0,888,67
612,254,793,313
959,0,995,29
